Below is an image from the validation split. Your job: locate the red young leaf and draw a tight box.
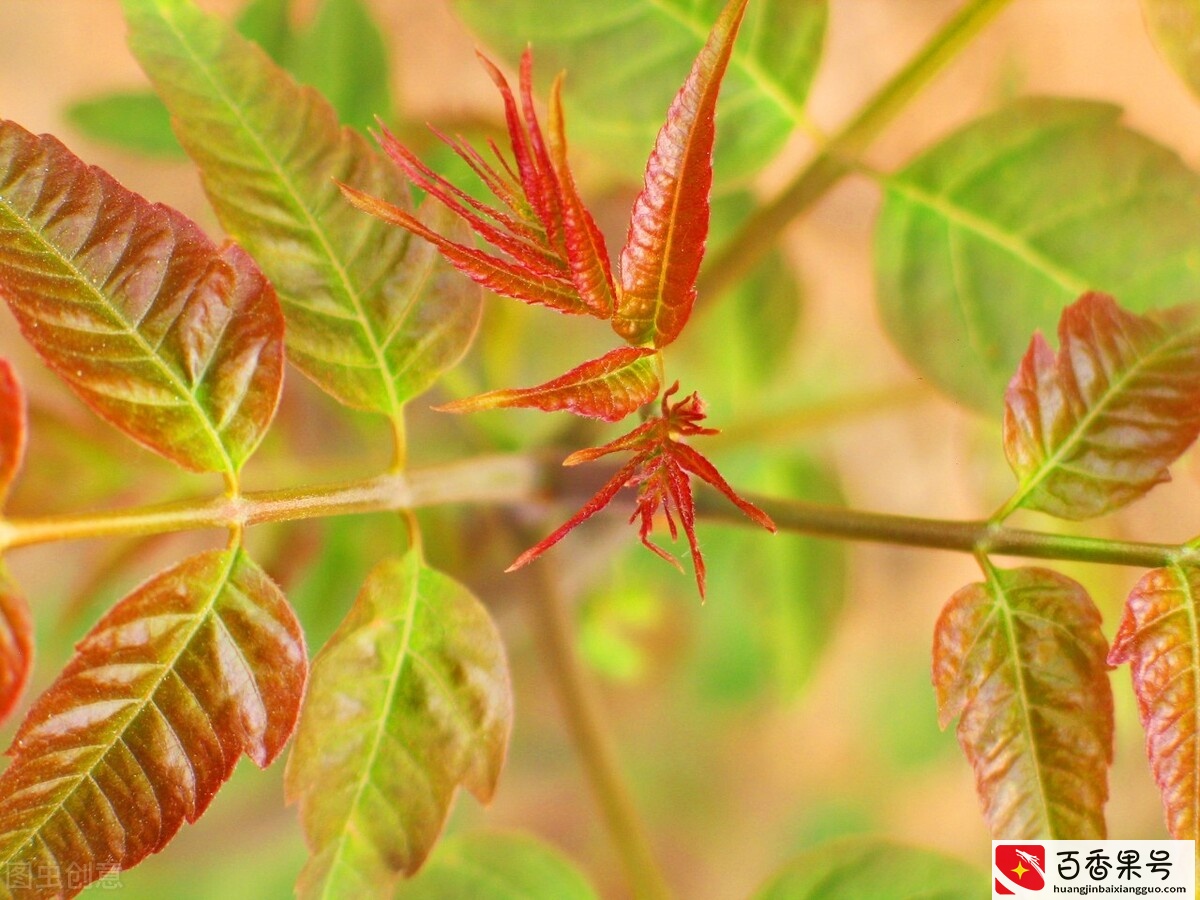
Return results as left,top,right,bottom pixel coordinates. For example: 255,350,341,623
509,382,775,597
933,565,1113,838
0,360,25,505
0,548,306,895
1109,561,1200,839
613,0,749,349
1003,292,1200,519
0,570,32,729
435,347,659,422
349,49,617,319
0,120,284,476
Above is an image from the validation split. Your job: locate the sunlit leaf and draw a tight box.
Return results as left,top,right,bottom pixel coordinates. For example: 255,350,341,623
876,98,1200,411
451,0,827,184
0,120,284,475
1002,292,1200,519
613,0,749,349
0,569,32,729
394,831,598,900
285,552,512,897
1109,561,1200,839
436,347,659,422
0,548,307,896
753,837,987,900
932,565,1112,838
125,0,481,417
1140,0,1200,101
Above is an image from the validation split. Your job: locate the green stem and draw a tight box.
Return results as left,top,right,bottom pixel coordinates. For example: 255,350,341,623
522,559,673,900
698,0,1017,301
697,490,1182,569
0,454,539,551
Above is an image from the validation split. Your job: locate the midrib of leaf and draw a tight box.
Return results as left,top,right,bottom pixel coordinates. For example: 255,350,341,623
0,196,237,480
993,573,1055,836
318,559,422,896
643,0,810,126
884,178,1091,297
0,550,242,871
152,2,405,425
1002,320,1196,518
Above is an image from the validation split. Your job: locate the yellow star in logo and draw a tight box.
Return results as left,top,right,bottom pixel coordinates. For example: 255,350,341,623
1012,860,1029,879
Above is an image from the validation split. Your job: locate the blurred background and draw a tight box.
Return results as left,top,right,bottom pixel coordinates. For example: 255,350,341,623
3,1,1200,897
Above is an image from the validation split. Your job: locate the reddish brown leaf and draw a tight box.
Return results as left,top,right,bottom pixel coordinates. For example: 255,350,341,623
1003,292,1200,519
0,570,32,729
0,120,284,475
0,548,306,895
436,347,659,422
613,0,749,348
1109,561,1200,839
933,565,1113,838
0,361,25,505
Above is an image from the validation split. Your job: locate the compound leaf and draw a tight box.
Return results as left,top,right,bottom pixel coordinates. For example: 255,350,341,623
0,120,284,476
125,0,481,417
0,548,307,896
1003,292,1200,520
285,552,512,898
394,832,598,900
436,347,659,422
1110,561,1200,839
933,565,1112,838
876,98,1200,411
451,0,827,185
753,837,987,900
613,0,748,349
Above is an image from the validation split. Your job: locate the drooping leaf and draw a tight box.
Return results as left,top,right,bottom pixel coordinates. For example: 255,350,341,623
285,552,512,897
436,346,659,422
752,837,987,900
613,0,749,349
125,0,481,417
0,569,32,729
876,98,1200,411
451,0,828,185
1002,292,1200,520
394,831,598,900
1109,561,1200,839
0,548,307,896
932,565,1113,838
0,119,284,476
1140,0,1200,101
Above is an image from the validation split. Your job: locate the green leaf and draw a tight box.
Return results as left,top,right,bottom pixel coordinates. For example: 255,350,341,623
286,0,393,135
1109,561,1200,839
1002,292,1200,519
64,92,186,159
394,831,598,900
0,119,285,476
876,97,1200,412
451,0,826,185
125,0,481,418
753,837,987,900
0,548,307,895
1140,0,1200,101
285,552,513,897
932,565,1113,838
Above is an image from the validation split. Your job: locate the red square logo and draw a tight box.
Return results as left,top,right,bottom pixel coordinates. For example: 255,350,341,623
994,844,1046,894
